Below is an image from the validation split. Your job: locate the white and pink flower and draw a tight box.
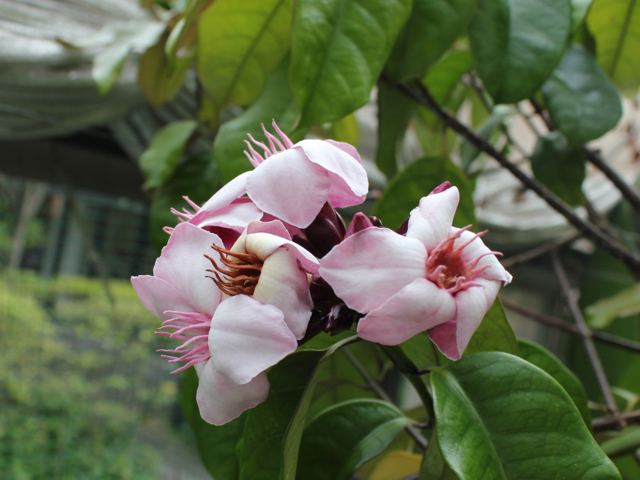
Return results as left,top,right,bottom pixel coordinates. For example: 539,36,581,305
319,184,512,360
131,220,318,425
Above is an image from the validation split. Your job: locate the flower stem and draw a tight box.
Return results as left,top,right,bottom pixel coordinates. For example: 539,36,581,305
380,345,435,428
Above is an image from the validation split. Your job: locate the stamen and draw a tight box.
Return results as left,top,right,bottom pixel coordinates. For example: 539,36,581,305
272,119,294,148
262,123,286,152
206,244,263,296
247,133,272,158
244,140,265,167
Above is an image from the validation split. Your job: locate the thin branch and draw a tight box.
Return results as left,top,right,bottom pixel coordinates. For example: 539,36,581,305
551,250,619,417
592,410,640,432
393,79,640,275
529,97,640,214
342,348,429,450
500,297,640,354
501,232,582,268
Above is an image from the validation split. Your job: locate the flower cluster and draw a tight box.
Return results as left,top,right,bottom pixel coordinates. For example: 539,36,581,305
132,121,511,425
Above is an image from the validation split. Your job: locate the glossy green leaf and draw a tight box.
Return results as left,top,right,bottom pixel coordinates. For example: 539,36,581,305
542,45,622,145
587,0,640,92
420,432,459,480
371,156,475,231
570,0,593,34
181,367,244,480
138,34,193,107
197,0,293,123
585,283,640,329
236,336,359,480
90,21,165,96
423,50,475,105
469,0,571,104
601,427,640,458
460,105,513,170
530,132,585,207
386,0,478,81
140,120,199,190
296,399,409,480
290,0,412,127
432,352,621,479
375,80,415,180
518,339,591,427
213,59,301,182
149,151,220,253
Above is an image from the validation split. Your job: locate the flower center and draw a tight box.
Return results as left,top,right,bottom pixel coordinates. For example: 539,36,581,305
205,245,263,296
425,227,491,294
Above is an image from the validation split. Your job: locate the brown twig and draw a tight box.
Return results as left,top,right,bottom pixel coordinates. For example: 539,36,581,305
393,79,640,275
551,250,619,417
592,410,640,432
500,297,640,354
529,97,640,214
501,233,582,268
342,348,428,450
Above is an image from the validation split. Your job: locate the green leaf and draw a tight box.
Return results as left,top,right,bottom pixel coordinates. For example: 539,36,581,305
375,80,416,180
469,0,571,104
423,50,475,105
330,113,360,146
149,151,220,252
460,105,513,170
420,432,459,480
236,336,359,480
371,156,475,231
138,35,193,107
587,0,640,92
290,0,412,127
530,132,586,207
386,0,478,81
585,283,640,329
517,339,591,428
542,45,622,145
197,0,293,123
296,399,410,480
601,427,640,458
181,367,244,480
431,352,621,480
140,120,199,190
570,0,593,34
91,21,165,96
213,59,301,182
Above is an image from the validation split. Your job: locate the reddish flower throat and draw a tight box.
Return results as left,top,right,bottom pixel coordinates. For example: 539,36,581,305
206,245,263,296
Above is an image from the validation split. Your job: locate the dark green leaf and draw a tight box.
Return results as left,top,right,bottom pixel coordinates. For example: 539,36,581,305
371,156,475,231
586,283,640,329
386,0,478,81
375,80,415,180
460,105,512,170
290,0,412,127
530,132,585,207
570,0,593,34
181,367,243,480
518,339,591,428
140,120,199,190
197,0,293,123
432,352,621,479
149,151,220,252
469,0,571,103
420,432,459,480
423,50,475,105
213,59,301,182
587,0,640,92
601,427,640,458
542,45,622,145
236,337,359,480
296,399,409,480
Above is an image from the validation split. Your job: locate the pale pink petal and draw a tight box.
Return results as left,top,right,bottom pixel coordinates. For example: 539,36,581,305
325,139,362,163
320,228,427,313
357,278,456,345
193,198,262,232
131,275,193,321
208,295,297,385
153,223,222,316
252,249,313,339
244,231,320,274
195,361,269,426
296,139,368,207
246,219,291,240
453,228,513,284
406,187,460,252
261,213,304,238
246,147,331,228
430,278,500,360
197,171,251,215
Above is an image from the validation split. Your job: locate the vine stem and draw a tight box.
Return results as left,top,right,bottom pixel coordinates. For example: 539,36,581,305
393,79,640,275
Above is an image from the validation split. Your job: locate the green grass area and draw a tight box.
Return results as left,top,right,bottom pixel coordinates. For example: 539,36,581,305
0,270,180,479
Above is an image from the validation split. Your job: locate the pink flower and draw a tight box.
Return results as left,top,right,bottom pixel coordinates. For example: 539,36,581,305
197,120,368,229
319,185,512,360
131,220,318,425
